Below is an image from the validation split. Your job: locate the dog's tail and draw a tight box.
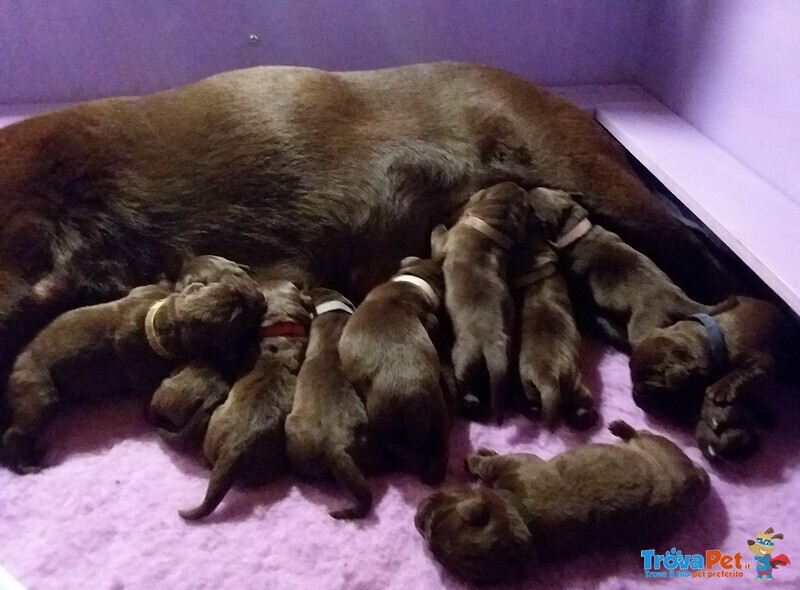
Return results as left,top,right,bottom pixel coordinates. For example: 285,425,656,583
179,429,266,521
324,449,373,520
608,420,637,442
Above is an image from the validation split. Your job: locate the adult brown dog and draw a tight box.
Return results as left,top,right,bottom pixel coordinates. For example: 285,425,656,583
511,234,596,428
431,182,527,421
1,278,266,472
527,188,711,347
0,63,735,419
415,421,709,584
285,288,373,519
631,296,791,460
339,257,449,484
180,280,312,520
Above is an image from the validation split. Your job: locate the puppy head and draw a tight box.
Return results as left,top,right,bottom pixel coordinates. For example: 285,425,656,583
396,256,445,301
465,182,528,243
415,487,532,584
526,188,588,242
260,280,314,325
175,255,252,291
630,326,710,415
171,276,267,358
306,286,354,309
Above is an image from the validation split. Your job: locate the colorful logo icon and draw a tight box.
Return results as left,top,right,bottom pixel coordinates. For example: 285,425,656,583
747,528,791,581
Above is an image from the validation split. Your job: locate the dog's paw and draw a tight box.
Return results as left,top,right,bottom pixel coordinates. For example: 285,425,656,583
2,428,44,474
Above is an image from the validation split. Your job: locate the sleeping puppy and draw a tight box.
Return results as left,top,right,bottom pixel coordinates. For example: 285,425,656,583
180,280,312,520
431,182,528,422
415,421,709,584
285,288,373,519
526,188,709,346
1,277,266,472
631,296,791,460
511,235,596,429
174,255,252,291
149,362,234,450
339,257,449,484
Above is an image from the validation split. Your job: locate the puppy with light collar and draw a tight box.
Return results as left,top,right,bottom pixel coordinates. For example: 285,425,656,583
431,182,528,422
631,296,791,460
511,235,596,429
339,257,449,484
285,288,374,519
1,277,266,472
527,188,709,347
181,280,313,520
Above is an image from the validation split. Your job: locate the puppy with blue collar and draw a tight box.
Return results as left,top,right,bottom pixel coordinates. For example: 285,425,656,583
631,296,792,460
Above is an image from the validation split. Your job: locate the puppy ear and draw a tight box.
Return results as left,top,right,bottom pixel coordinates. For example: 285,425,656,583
299,292,315,314
456,497,490,527
430,225,449,261
764,527,775,535
772,533,784,540
399,256,421,269
747,540,755,546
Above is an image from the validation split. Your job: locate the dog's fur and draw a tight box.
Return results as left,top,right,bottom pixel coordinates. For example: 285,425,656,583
631,296,791,460
415,421,709,584
526,188,711,347
180,280,312,520
1,277,266,471
511,234,596,428
431,182,527,421
0,63,737,421
149,362,234,450
174,255,252,291
285,288,372,519
339,257,449,484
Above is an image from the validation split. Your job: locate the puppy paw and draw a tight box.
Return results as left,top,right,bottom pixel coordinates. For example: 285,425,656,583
2,428,44,474
464,449,497,476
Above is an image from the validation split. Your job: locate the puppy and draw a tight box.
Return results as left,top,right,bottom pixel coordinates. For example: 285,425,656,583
175,255,252,291
1,277,266,472
149,362,233,450
526,188,709,347
631,296,790,460
511,235,596,429
339,257,449,484
180,280,312,520
285,288,372,519
431,182,528,421
416,421,709,584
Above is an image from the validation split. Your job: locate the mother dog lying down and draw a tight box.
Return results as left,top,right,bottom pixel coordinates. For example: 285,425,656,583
0,62,733,396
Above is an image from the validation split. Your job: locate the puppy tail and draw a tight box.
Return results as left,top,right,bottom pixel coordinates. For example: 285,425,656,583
324,450,373,520
608,420,637,442
179,430,264,521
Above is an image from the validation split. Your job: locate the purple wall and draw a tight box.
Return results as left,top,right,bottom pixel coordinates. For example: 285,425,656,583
639,0,800,203
0,0,649,103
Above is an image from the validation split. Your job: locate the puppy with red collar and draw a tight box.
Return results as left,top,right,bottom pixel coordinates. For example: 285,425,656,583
180,280,313,520
339,257,449,484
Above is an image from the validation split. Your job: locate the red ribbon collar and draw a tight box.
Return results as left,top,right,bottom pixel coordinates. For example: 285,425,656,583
260,321,307,339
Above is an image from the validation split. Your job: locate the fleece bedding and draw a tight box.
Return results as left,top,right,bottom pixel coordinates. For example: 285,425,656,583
1,339,798,590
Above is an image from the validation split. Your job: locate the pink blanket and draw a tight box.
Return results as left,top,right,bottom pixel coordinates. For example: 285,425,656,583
1,340,798,589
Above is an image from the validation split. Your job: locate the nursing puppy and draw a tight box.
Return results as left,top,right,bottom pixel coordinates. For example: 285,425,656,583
431,182,527,421
511,235,596,428
285,288,372,519
175,255,252,291
527,188,709,347
1,277,266,472
180,280,312,520
339,257,449,484
415,421,709,584
631,296,790,460
149,362,234,450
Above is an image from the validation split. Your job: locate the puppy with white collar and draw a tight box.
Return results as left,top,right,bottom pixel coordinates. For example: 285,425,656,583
339,257,449,484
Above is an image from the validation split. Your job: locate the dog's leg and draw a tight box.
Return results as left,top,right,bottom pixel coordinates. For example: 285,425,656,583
325,449,373,520
484,343,509,424
464,450,532,485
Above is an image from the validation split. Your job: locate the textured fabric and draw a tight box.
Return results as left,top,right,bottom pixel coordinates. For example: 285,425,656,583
1,341,798,590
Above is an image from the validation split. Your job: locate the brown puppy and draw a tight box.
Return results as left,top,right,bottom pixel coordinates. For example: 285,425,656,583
285,288,372,519
416,421,709,584
0,63,736,412
431,182,528,421
631,296,791,460
148,362,233,450
511,234,596,428
527,188,710,347
180,280,312,520
175,255,252,291
1,277,266,471
339,257,449,484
